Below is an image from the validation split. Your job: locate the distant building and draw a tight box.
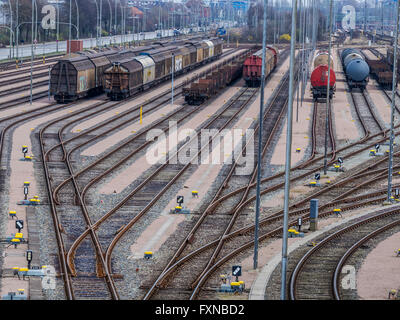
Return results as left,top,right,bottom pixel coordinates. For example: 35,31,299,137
130,6,144,17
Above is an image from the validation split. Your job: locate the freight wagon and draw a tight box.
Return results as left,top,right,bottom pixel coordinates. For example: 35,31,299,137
103,38,224,101
365,56,394,88
341,48,370,90
183,52,249,105
310,51,336,101
50,44,165,103
242,46,278,87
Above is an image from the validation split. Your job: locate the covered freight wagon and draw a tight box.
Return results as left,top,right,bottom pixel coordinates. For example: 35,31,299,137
50,56,96,103
104,58,143,100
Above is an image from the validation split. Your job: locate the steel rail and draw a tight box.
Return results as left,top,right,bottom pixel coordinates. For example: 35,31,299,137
289,206,400,300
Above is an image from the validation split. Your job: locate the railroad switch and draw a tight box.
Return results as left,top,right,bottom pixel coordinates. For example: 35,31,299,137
288,229,304,238
9,211,17,219
308,181,320,187
369,149,376,156
17,197,41,206
192,190,199,198
2,291,27,300
144,251,153,259
16,267,45,279
10,238,20,248
230,282,245,294
333,209,343,217
296,148,301,153
170,206,190,214
333,165,343,172
396,249,400,257
219,284,234,293
20,155,33,162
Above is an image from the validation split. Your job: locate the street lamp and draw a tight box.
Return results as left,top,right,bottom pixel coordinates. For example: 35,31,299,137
30,0,35,105
7,0,13,59
93,0,99,46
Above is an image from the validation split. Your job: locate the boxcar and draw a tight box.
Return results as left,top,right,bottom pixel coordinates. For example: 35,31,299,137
140,47,176,81
135,55,156,86
51,55,96,103
104,58,143,100
211,38,224,57
184,43,198,67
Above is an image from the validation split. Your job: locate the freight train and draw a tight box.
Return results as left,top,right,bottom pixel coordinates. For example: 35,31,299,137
183,50,251,105
242,46,278,87
365,51,393,88
341,48,370,90
50,38,223,103
310,50,336,101
104,38,223,100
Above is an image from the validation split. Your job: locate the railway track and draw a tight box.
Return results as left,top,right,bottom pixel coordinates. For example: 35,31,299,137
141,49,300,300
140,48,400,300
41,84,258,299
0,80,49,98
0,90,50,109
39,99,121,300
0,56,60,73
35,48,253,299
350,89,386,136
311,100,336,161
0,71,49,86
289,206,400,300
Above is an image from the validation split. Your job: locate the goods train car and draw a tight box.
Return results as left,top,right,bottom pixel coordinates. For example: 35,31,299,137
242,46,278,87
341,48,370,90
50,44,164,103
313,51,334,69
183,52,249,105
311,51,336,101
104,38,224,100
365,56,394,88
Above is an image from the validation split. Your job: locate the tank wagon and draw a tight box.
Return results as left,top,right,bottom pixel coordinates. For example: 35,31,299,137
183,50,251,105
313,50,334,69
50,43,165,103
103,38,224,101
310,51,336,101
341,48,370,90
242,46,278,87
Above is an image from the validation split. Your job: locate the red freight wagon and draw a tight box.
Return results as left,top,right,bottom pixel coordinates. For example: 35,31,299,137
243,46,278,87
310,65,336,101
